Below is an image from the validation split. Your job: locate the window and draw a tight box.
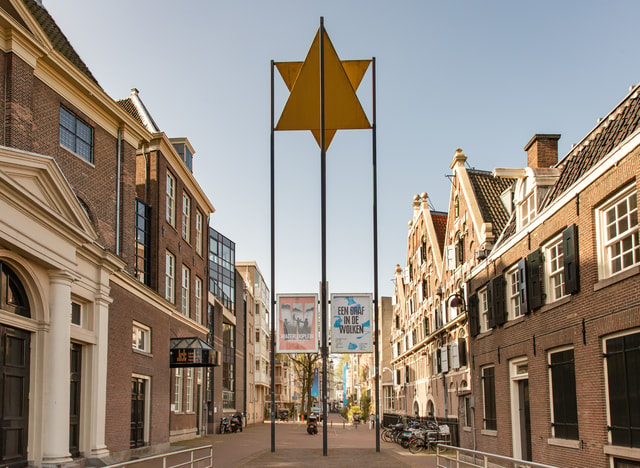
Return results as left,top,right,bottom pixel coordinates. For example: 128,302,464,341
71,301,82,326
479,287,489,332
519,193,536,227
507,265,522,320
59,107,93,162
482,366,497,430
195,277,203,324
605,331,640,448
135,199,151,285
545,236,566,302
549,348,578,440
598,187,639,278
174,368,183,412
182,193,191,242
223,323,236,409
132,322,151,353
165,251,175,303
166,173,176,227
186,368,194,412
195,211,203,256
181,265,190,316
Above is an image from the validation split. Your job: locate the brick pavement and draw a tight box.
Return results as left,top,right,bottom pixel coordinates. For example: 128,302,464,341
171,416,439,468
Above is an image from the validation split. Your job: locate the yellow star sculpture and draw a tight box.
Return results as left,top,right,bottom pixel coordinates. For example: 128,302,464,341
275,27,371,151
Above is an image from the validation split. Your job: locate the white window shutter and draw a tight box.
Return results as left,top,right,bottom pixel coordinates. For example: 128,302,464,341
441,345,449,372
451,341,460,369
446,245,456,271
402,267,410,284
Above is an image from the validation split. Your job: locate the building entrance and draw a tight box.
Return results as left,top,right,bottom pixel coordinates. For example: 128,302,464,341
0,326,30,467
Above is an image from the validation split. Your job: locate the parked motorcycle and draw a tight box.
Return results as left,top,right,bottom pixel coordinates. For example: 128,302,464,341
220,417,231,434
230,414,243,433
307,414,318,435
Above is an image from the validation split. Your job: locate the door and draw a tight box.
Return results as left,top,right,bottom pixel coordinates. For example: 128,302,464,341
0,326,30,467
130,377,146,448
518,379,532,461
69,343,82,457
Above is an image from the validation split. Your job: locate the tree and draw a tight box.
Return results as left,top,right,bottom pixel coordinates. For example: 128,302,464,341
289,353,320,419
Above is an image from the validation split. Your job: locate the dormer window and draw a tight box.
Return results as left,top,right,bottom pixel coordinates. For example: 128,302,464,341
519,192,536,228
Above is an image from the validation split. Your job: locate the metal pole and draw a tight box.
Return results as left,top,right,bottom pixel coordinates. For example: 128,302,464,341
372,56,380,452
319,16,328,457
270,59,276,452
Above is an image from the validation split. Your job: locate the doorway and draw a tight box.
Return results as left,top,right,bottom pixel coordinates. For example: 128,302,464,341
0,326,30,467
130,377,147,448
69,343,82,457
510,358,531,462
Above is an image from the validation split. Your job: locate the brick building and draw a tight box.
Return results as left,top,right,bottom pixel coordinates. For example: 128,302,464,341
465,87,640,466
0,1,214,465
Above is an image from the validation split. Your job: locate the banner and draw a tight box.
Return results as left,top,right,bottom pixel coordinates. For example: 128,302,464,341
311,368,319,398
330,293,373,353
276,294,318,353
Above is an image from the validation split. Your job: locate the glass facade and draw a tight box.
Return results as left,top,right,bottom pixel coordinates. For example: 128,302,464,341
208,228,235,312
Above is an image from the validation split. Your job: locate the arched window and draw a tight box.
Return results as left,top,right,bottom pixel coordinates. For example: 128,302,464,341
0,262,30,317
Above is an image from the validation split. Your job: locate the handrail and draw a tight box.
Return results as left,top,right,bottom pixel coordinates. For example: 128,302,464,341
106,445,212,468
436,444,559,468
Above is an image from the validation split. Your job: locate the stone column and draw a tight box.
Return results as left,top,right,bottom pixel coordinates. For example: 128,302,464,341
89,295,111,458
42,270,74,465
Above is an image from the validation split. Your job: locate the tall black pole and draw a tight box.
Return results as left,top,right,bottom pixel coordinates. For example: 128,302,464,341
372,56,380,452
319,16,329,457
270,59,276,453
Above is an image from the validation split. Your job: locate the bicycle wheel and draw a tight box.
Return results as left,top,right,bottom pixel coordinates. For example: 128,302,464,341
381,429,392,443
436,442,450,454
408,438,424,454
400,437,411,449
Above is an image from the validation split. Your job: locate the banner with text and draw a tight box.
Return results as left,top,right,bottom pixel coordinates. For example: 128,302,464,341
276,294,318,353
330,294,373,353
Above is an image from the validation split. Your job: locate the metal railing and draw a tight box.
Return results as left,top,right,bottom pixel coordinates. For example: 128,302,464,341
436,445,559,468
106,445,212,468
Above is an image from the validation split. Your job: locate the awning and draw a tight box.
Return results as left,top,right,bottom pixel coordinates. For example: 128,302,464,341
170,337,219,368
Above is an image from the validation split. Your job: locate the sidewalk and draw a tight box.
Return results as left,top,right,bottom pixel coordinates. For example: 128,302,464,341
172,419,439,468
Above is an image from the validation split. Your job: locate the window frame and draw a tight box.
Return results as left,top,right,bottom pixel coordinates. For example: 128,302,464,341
181,265,190,316
597,186,639,279
132,321,151,354
544,235,566,303
479,287,490,332
548,346,579,440
174,368,183,413
481,365,497,431
59,106,93,163
182,193,191,242
195,276,203,324
195,211,203,256
186,368,194,413
506,265,522,320
519,192,536,228
166,172,176,227
165,251,175,303
604,329,640,448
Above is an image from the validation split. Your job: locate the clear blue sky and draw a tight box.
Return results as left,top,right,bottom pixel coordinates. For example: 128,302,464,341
45,1,640,298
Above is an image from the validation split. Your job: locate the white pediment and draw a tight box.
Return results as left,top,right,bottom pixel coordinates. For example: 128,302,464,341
0,145,98,241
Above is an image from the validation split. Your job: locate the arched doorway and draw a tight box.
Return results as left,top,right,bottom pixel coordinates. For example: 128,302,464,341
0,261,31,467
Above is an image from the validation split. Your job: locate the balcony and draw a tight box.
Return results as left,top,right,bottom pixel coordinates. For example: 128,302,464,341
255,370,270,387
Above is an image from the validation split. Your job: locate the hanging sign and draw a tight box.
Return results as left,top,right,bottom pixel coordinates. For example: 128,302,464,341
276,294,318,353
330,293,373,353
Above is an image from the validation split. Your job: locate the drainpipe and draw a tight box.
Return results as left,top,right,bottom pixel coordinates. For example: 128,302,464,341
115,127,122,255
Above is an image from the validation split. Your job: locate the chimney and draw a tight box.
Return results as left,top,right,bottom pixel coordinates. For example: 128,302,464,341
524,134,560,168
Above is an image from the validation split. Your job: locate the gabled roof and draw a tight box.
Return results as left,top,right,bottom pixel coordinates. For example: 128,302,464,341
543,83,640,207
22,0,99,85
467,169,515,235
116,89,161,133
431,211,447,254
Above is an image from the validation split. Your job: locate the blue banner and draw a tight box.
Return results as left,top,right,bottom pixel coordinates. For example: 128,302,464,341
311,368,319,398
342,364,348,406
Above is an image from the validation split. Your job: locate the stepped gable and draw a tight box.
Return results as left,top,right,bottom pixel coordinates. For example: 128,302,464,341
544,83,640,207
467,168,514,235
431,211,448,254
23,0,99,85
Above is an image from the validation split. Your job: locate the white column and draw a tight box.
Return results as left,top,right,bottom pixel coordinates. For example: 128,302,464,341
42,270,73,465
89,295,111,457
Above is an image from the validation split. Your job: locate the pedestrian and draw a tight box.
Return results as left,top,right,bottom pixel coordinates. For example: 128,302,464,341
369,412,375,430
